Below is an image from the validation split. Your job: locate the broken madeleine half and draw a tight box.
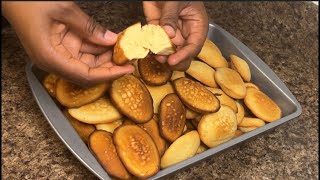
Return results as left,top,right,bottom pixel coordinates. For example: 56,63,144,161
159,93,186,142
110,75,153,123
113,125,160,179
89,130,131,180
160,131,200,169
113,22,175,65
42,73,59,97
56,78,109,108
68,96,122,124
173,77,220,114
138,56,172,86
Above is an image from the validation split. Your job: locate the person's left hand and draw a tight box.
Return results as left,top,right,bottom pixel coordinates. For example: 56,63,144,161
143,1,208,71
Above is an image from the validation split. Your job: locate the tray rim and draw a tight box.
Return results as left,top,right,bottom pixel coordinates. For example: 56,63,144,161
25,22,302,180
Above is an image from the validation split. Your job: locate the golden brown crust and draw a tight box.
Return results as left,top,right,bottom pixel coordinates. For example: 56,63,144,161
113,32,129,65
55,79,109,108
113,125,160,179
64,110,95,144
138,117,167,157
159,93,186,143
244,88,282,122
138,56,172,86
88,130,132,180
110,75,153,123
173,77,220,114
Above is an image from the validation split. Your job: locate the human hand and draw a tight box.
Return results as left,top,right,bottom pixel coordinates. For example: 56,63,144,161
2,2,134,86
143,1,208,71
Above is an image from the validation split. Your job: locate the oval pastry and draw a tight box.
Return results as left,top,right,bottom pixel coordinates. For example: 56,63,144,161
160,131,200,168
173,77,220,114
215,67,246,99
64,110,95,144
56,78,109,108
68,96,122,124
230,54,251,82
138,56,172,86
110,75,153,123
198,105,237,148
159,93,186,142
138,117,167,157
89,130,131,180
244,88,281,122
113,125,160,179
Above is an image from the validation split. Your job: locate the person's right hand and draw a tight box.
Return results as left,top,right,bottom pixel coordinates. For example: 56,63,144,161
2,2,134,86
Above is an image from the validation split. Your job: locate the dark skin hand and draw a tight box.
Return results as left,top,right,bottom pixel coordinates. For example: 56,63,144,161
2,1,208,86
143,1,209,71
2,2,134,87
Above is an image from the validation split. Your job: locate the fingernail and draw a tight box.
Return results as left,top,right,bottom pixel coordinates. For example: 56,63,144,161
155,56,167,64
125,65,135,73
163,25,176,38
168,57,178,66
104,30,118,43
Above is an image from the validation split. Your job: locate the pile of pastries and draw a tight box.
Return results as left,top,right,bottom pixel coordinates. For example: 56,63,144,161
42,37,282,179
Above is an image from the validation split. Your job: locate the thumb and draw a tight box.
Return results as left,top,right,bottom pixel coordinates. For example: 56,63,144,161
159,2,183,38
54,3,117,46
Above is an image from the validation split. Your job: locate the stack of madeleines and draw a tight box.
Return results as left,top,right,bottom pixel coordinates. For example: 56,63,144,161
42,23,282,180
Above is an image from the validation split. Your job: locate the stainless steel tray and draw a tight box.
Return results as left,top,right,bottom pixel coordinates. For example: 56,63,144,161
25,23,302,180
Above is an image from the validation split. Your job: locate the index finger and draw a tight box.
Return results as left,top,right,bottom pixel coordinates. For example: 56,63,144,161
48,51,134,86
167,32,204,66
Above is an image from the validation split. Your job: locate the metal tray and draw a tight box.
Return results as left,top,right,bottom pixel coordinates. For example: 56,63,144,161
25,23,302,180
